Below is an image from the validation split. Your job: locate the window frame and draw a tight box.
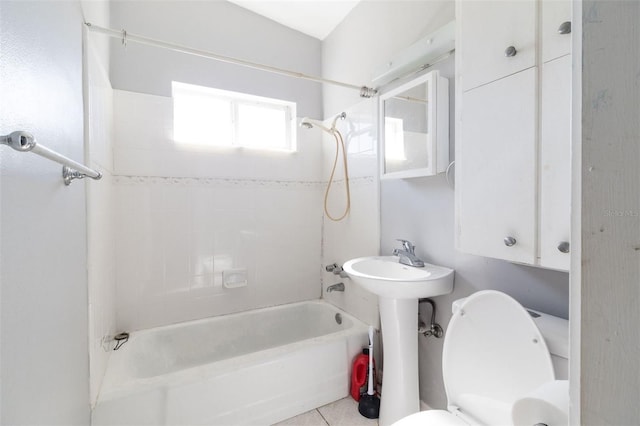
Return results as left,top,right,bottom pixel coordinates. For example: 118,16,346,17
172,81,297,152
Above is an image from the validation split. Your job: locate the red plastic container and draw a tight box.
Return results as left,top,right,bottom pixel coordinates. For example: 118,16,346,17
350,348,376,401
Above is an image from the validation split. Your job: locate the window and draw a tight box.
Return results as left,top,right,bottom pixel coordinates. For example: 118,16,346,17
172,82,296,152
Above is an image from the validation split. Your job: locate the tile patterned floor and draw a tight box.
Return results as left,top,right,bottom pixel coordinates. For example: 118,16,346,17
274,397,379,426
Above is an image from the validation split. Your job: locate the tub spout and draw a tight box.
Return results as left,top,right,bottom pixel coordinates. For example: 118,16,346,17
327,282,345,293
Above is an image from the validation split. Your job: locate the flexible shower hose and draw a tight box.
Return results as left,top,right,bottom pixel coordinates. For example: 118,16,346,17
324,129,351,221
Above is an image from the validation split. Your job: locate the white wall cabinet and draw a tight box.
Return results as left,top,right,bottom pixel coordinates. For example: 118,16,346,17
458,68,537,264
455,0,572,271
458,0,536,92
539,54,572,270
542,0,572,62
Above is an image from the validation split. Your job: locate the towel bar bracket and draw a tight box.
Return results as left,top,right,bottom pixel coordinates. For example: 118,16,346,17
62,165,102,186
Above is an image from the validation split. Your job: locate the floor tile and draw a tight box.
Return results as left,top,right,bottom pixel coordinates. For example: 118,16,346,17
273,409,328,426
317,397,379,426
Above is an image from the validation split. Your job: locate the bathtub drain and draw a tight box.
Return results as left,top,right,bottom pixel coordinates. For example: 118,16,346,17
335,313,342,325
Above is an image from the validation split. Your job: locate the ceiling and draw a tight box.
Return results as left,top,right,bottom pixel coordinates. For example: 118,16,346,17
227,0,361,40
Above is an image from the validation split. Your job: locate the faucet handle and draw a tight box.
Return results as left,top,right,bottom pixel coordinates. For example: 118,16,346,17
396,239,415,253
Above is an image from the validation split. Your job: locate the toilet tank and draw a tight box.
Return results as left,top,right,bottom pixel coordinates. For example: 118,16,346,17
452,298,569,379
527,308,569,379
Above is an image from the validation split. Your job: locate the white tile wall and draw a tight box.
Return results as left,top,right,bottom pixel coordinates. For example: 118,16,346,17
111,89,326,331
112,90,322,181
321,100,381,327
87,171,116,405
85,36,116,407
114,176,323,331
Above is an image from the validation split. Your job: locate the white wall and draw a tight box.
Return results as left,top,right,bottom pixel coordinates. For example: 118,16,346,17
85,32,117,406
80,0,110,71
323,0,454,118
109,0,323,118
322,0,570,409
0,1,90,423
577,1,640,424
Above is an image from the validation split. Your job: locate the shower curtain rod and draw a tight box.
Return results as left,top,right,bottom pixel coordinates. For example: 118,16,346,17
84,22,378,98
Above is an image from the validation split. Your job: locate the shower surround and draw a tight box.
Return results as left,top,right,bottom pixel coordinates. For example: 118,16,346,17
113,173,323,330
86,2,382,416
111,90,324,331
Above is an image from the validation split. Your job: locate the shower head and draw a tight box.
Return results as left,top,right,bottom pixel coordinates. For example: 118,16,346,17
299,117,334,134
299,112,347,135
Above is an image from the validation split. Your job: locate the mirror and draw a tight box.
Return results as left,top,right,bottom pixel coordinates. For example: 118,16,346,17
379,70,449,179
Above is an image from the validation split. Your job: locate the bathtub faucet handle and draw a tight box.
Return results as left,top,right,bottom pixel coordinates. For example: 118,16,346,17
326,263,339,272
326,263,348,278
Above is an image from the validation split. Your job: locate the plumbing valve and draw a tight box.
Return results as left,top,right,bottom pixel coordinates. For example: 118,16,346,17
325,263,348,278
418,298,444,338
418,319,444,338
326,263,339,272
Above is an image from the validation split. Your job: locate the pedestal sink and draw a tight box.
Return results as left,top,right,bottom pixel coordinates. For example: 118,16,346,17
343,256,454,426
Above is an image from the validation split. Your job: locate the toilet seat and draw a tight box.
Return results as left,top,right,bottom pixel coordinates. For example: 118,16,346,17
443,291,555,424
394,291,555,426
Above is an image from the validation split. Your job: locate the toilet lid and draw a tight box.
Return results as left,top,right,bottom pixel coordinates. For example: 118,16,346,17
442,291,554,424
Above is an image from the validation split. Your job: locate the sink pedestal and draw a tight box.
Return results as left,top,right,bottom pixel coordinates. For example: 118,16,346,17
379,297,420,426
342,256,454,426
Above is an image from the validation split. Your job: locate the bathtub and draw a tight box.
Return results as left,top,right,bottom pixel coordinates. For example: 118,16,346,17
92,300,369,425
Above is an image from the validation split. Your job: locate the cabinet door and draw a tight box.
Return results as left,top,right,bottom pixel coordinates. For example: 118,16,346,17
458,0,536,92
542,0,572,63
456,68,537,264
539,55,571,271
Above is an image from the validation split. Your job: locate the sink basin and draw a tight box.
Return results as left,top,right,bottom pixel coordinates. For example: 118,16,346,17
343,256,454,299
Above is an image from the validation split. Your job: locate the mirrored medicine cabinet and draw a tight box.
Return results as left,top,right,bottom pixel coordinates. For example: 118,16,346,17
379,70,449,179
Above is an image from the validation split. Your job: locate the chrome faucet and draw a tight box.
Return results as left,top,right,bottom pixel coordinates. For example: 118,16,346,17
393,239,425,267
326,282,345,293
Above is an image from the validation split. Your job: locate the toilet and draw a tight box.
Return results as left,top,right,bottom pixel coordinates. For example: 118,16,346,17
393,290,569,426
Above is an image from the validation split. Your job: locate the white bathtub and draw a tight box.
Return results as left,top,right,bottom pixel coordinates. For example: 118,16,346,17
92,300,369,425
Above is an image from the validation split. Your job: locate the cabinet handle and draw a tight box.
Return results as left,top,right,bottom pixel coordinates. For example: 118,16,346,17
504,236,517,247
557,241,570,253
504,46,517,57
557,21,572,35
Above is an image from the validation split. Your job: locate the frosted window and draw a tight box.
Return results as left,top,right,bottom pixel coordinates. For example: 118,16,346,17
172,82,295,151
237,103,288,150
173,91,232,146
